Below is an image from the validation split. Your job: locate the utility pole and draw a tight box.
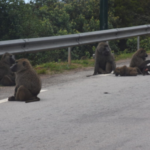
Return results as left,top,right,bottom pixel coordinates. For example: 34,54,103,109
100,0,108,30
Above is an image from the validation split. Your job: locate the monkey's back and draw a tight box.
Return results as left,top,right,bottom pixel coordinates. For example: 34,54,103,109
16,69,41,96
130,49,146,67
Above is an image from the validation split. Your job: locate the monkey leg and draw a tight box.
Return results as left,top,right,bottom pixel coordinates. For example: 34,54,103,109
93,62,100,75
105,62,113,73
140,60,150,68
99,68,107,74
1,75,15,86
16,85,40,103
25,97,40,103
8,96,16,101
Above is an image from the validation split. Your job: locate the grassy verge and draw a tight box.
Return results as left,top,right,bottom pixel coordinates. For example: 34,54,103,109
35,50,150,75
35,59,95,75
115,52,134,61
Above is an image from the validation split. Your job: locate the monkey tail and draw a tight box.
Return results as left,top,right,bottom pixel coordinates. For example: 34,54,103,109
86,75,93,77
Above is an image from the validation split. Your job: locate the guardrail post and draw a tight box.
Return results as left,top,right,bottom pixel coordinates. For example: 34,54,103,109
68,47,71,65
137,36,140,49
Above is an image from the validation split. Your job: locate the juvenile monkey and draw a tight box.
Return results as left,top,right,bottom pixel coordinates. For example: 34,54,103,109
114,65,141,76
130,48,150,73
8,59,42,103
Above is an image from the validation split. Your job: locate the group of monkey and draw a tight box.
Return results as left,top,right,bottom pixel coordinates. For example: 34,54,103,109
0,42,150,103
91,42,150,76
0,53,41,103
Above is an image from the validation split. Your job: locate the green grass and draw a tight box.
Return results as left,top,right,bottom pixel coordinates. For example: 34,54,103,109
35,59,94,75
35,50,150,75
115,52,134,61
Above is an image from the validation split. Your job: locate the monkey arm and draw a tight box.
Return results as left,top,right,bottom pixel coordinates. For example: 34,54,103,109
105,61,116,73
93,57,99,75
107,55,116,71
139,60,150,69
99,68,107,74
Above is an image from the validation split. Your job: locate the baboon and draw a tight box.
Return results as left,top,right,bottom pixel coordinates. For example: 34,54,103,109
0,52,15,86
8,59,42,103
130,48,150,73
114,65,141,76
93,42,116,75
141,65,150,75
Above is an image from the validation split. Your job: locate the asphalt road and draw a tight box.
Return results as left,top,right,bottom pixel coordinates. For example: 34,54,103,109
0,59,150,150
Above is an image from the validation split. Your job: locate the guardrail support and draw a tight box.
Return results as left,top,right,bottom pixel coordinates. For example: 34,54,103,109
137,36,140,49
68,47,71,65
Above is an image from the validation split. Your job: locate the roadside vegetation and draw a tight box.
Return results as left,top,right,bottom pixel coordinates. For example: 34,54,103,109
1,0,150,71
35,59,95,75
34,46,150,75
33,51,137,75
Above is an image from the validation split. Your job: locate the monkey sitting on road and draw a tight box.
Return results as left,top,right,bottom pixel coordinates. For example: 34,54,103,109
130,48,150,73
0,52,15,86
114,65,141,76
8,59,42,103
87,42,116,77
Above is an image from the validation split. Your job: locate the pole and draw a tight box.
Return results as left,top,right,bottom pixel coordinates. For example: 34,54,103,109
68,47,71,65
100,0,108,30
137,36,140,50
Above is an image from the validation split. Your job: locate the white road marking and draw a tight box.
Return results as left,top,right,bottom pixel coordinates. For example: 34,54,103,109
0,99,8,104
0,89,48,104
93,74,113,77
41,89,48,92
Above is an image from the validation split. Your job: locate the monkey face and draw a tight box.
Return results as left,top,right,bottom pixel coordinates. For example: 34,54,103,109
10,59,27,73
139,49,148,59
2,53,15,66
101,45,111,56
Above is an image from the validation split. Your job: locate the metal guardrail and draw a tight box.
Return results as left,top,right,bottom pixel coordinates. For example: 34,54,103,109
0,25,150,55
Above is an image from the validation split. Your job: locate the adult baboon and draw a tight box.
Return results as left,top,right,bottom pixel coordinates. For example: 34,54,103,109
93,42,116,75
114,65,141,76
130,48,150,73
8,59,42,103
0,52,15,86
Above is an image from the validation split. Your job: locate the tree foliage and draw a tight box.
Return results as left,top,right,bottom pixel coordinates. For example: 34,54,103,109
0,0,150,64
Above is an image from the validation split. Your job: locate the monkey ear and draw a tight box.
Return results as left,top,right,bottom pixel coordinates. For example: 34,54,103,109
23,61,26,66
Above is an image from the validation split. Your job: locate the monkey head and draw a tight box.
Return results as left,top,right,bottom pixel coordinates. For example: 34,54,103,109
1,52,15,66
98,42,111,56
114,67,120,76
10,59,32,73
137,48,148,60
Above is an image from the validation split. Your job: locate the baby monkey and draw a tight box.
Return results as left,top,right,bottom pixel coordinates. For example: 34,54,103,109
114,65,141,76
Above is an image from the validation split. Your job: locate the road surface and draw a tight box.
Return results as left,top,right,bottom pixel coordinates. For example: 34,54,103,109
0,59,150,150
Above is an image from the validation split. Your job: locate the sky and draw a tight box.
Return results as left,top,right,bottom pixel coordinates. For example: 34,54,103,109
24,0,30,3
